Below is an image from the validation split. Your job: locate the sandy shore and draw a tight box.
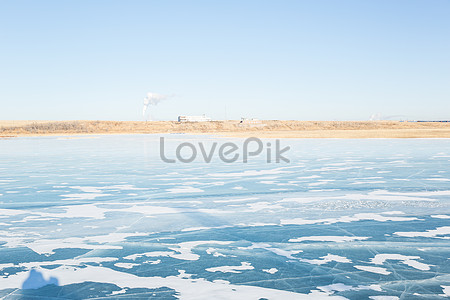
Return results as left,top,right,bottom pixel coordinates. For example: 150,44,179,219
1,120,450,138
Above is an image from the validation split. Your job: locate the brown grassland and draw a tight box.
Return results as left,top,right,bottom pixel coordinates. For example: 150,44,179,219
1,120,450,138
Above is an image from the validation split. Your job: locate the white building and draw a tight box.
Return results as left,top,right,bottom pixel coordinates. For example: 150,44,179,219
239,118,265,128
178,115,212,122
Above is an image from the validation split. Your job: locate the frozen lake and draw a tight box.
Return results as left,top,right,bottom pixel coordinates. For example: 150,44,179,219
0,135,449,299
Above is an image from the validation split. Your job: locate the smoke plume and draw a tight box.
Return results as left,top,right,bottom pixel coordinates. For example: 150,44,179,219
142,92,168,119
370,113,407,121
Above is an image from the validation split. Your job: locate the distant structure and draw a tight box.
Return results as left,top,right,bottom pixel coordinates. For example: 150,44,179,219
239,118,265,128
369,113,408,121
178,115,212,122
413,120,450,123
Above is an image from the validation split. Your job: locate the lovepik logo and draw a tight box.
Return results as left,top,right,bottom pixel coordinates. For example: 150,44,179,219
160,137,290,163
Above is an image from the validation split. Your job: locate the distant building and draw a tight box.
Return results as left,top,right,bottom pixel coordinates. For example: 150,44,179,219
178,115,212,122
239,118,265,127
240,118,261,124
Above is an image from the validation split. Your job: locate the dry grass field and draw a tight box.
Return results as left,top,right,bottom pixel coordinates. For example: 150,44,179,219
1,120,450,138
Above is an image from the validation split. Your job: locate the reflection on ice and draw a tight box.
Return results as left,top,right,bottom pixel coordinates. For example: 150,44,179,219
22,269,59,289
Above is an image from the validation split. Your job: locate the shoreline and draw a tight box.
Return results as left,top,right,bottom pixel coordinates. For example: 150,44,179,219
2,120,450,139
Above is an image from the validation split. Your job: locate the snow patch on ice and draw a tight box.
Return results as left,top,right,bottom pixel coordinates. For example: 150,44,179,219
431,215,450,219
301,254,351,265
354,265,391,275
262,268,278,274
370,254,431,271
394,226,450,239
166,186,204,193
114,263,139,269
206,262,254,273
290,236,368,243
0,265,339,299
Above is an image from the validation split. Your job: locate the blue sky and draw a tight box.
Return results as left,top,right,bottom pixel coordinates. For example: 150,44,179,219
0,0,449,121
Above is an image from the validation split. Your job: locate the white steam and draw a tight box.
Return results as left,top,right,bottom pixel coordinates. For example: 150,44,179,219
142,92,168,119
370,113,407,121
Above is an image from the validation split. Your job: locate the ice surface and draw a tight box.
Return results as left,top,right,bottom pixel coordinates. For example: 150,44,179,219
0,135,449,299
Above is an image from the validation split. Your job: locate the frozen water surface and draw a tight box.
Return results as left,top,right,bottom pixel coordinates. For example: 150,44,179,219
0,135,449,299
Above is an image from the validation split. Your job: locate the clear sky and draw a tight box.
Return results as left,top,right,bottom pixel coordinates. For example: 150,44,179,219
0,0,449,121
